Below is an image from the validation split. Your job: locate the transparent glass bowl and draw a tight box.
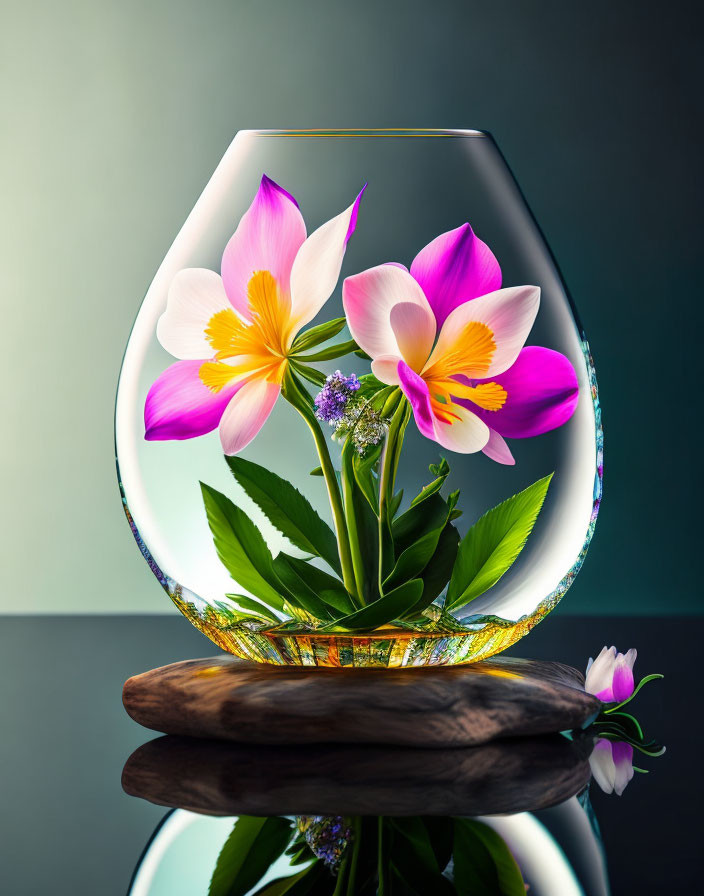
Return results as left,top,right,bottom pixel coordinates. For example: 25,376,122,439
116,129,602,667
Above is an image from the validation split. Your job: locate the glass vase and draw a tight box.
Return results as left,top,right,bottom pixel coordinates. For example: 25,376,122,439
115,129,602,667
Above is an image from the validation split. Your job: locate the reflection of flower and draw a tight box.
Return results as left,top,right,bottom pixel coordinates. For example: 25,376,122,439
590,738,634,795
343,224,578,461
144,176,364,455
297,815,351,872
586,646,637,703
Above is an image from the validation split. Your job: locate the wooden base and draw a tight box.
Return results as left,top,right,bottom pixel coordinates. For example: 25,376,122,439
122,733,594,817
122,655,600,748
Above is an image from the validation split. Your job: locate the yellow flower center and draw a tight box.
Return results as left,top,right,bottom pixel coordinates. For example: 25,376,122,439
422,320,507,423
199,271,294,391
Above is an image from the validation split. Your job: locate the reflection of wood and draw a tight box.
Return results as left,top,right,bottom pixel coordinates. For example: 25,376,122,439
122,733,594,817
123,655,600,747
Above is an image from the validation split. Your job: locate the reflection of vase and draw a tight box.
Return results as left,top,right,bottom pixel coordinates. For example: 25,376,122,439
115,129,602,666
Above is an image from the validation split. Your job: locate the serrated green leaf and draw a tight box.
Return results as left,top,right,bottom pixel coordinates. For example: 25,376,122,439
452,819,526,895
209,816,293,896
225,594,281,623
445,474,553,611
318,579,423,632
201,483,286,610
291,317,346,353
226,456,341,575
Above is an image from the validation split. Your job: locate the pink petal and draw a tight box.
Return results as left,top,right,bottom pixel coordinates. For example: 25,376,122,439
371,355,403,385
465,346,579,438
482,428,515,465
156,268,232,360
409,223,501,328
389,302,436,372
218,377,280,455
397,360,436,440
612,656,636,702
398,362,489,454
424,286,540,380
221,175,306,318
144,360,240,441
289,185,366,331
343,264,432,360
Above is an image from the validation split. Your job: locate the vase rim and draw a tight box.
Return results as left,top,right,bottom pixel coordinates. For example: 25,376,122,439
240,128,490,138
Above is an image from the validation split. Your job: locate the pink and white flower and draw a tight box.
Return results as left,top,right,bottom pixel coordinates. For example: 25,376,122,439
585,646,638,703
589,739,635,795
144,176,364,455
342,224,578,461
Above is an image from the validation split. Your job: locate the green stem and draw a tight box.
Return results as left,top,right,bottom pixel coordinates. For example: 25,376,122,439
377,817,386,895
345,817,362,896
282,370,359,601
341,439,368,604
378,400,410,591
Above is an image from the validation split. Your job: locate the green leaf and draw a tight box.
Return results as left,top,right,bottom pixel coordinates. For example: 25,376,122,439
209,816,293,896
201,483,286,611
319,579,423,632
452,819,526,896
388,818,455,894
253,863,325,895
342,437,381,605
383,527,444,592
309,466,323,477
226,456,341,575
278,554,355,614
445,473,553,612
290,362,326,388
291,317,346,353
393,492,449,556
413,524,461,613
389,489,404,519
409,457,451,508
225,594,281,624
272,555,337,622
294,339,358,362
604,673,664,713
352,439,382,513
354,348,372,360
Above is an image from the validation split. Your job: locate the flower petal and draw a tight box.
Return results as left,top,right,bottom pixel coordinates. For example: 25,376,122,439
612,742,635,795
426,286,540,379
397,361,436,440
432,403,490,454
482,428,515,465
221,175,306,317
218,377,280,455
410,223,502,327
343,264,431,360
466,347,579,438
144,360,240,441
289,186,366,331
590,739,617,794
156,269,232,360
585,645,617,698
389,302,436,372
371,355,403,385
612,655,636,702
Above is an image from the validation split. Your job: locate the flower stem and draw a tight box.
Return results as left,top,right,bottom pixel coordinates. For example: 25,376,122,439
282,369,359,602
378,399,410,591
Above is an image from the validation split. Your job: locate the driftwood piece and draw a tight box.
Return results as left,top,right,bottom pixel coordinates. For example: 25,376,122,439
122,733,594,817
123,655,600,748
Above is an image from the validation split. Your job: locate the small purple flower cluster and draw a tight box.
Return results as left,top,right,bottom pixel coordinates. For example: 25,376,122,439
297,815,352,872
314,371,360,424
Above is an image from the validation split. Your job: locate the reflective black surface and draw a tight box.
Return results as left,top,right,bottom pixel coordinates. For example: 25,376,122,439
0,615,696,893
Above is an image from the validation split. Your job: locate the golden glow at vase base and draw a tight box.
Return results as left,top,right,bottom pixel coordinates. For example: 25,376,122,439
171,589,557,668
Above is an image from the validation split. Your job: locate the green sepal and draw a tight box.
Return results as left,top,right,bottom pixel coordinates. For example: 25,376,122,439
290,317,346,353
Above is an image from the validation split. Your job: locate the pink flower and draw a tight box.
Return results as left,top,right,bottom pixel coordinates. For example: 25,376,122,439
589,739,634,795
144,176,364,455
342,224,578,461
585,646,637,703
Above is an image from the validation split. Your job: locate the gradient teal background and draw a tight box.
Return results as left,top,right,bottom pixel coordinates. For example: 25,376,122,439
1,0,700,614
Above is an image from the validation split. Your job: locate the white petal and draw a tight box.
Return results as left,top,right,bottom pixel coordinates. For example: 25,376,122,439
426,285,540,379
371,356,403,385
157,268,232,360
589,740,616,794
343,264,432,360
289,188,365,331
433,404,490,454
218,378,280,455
584,645,615,695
